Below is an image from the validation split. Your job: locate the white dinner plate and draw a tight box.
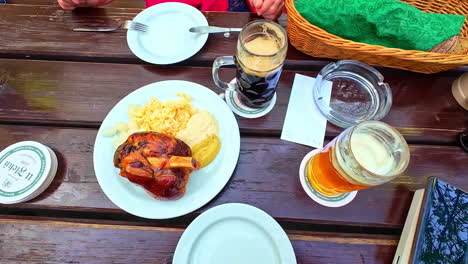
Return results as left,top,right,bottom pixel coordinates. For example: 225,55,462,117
93,80,240,219
173,203,297,264
127,3,209,64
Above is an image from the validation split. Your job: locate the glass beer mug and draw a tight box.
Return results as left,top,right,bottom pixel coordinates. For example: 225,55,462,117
306,121,410,196
212,20,287,108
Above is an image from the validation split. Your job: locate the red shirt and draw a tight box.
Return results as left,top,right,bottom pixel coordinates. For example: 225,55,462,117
145,0,255,12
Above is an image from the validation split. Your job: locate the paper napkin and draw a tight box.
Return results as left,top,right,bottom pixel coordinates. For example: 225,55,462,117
281,74,332,149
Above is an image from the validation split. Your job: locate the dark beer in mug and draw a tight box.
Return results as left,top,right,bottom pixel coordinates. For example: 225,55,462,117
213,20,287,109
235,61,283,108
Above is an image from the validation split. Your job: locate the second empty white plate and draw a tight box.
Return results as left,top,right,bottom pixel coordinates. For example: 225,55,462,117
127,3,209,64
173,203,297,264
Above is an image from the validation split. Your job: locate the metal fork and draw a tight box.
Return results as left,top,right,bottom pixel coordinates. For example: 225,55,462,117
128,21,148,32
73,20,148,32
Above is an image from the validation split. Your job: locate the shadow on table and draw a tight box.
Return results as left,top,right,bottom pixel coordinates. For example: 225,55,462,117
29,148,66,202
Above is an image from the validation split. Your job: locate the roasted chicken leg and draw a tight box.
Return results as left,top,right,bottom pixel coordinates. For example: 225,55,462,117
114,132,200,200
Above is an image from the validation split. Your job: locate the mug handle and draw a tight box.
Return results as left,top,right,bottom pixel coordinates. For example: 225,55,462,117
212,56,237,91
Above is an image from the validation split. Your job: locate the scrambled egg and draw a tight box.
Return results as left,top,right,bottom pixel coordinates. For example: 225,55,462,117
129,93,196,137
104,93,197,146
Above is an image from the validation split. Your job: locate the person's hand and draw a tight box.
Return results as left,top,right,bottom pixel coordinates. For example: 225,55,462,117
249,0,284,21
57,0,114,10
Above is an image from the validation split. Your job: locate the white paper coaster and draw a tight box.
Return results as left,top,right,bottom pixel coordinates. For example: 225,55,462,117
18,146,58,203
0,141,57,204
299,149,357,207
225,79,276,119
281,74,331,149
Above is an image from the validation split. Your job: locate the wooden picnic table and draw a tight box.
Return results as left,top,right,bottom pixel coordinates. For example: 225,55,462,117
0,2,467,263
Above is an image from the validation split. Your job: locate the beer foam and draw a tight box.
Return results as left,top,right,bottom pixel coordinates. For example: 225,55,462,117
244,24,282,55
237,24,286,76
350,133,395,176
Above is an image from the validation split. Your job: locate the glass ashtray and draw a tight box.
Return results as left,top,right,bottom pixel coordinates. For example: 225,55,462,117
313,60,392,128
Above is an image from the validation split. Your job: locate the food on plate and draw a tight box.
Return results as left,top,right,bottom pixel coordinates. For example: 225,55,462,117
106,95,222,168
176,110,218,147
129,93,195,136
191,134,221,168
105,94,197,146
113,131,200,200
176,110,221,167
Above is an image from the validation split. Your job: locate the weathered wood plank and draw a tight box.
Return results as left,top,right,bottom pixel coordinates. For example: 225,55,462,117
0,125,466,228
7,0,145,8
1,4,467,75
0,59,466,144
0,216,398,264
0,4,322,67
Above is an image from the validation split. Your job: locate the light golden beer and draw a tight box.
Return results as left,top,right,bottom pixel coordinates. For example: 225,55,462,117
306,121,410,196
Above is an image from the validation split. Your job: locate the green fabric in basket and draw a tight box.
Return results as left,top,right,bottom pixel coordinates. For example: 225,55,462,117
294,0,466,51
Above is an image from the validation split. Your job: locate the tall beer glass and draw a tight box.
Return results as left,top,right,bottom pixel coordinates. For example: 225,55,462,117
212,20,287,108
307,121,410,196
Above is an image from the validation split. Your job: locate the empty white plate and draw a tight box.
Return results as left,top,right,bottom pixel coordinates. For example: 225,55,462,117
173,203,297,264
127,3,209,64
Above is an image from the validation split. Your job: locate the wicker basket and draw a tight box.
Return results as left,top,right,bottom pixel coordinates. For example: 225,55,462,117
285,0,468,74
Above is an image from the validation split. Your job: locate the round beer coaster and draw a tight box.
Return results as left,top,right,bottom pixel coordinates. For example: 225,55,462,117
299,149,357,207
0,141,58,204
17,146,58,203
224,79,276,119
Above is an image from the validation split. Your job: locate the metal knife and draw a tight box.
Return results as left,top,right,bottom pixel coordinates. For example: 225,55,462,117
189,26,242,34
